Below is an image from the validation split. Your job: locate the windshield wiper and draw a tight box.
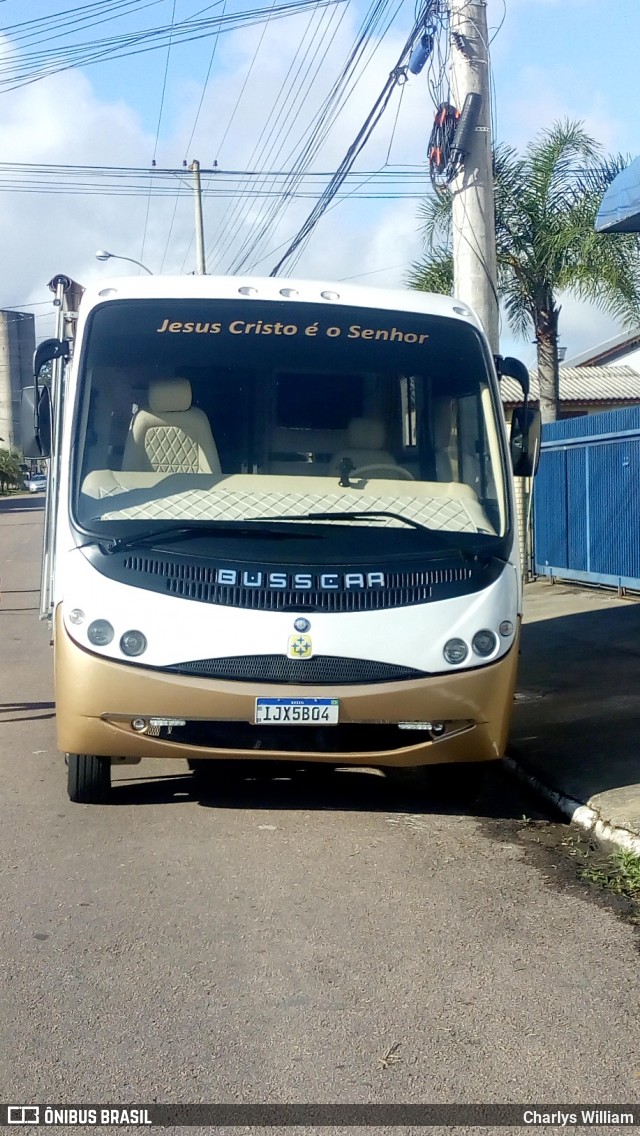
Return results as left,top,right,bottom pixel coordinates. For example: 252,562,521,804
86,511,495,562
244,510,475,555
257,509,432,531
88,521,323,555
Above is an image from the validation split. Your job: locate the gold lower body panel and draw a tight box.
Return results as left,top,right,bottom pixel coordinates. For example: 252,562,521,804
54,607,520,768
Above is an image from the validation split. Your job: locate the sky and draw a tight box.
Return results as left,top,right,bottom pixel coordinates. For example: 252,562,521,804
0,0,639,364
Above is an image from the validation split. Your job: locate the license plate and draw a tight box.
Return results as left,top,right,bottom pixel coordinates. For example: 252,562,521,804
255,698,339,725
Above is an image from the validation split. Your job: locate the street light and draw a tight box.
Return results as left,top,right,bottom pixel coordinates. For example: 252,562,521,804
95,250,152,274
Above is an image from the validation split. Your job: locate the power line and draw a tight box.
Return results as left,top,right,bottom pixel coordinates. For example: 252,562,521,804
213,0,350,273
0,159,613,196
269,0,442,275
218,0,401,273
161,2,227,273
141,0,177,268
0,0,345,92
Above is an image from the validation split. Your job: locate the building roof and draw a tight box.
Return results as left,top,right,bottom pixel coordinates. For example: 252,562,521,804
500,365,640,407
563,330,640,368
595,154,640,233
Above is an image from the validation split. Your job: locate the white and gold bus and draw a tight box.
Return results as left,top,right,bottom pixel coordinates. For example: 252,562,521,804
24,274,539,803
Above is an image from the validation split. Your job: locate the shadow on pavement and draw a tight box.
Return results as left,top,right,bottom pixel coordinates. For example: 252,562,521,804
512,598,640,802
110,759,551,821
0,701,56,722
0,496,44,514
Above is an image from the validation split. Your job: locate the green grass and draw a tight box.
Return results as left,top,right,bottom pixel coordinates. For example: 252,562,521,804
580,848,640,899
560,834,640,917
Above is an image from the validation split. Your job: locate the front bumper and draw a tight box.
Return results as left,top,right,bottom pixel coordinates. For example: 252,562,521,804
54,607,520,767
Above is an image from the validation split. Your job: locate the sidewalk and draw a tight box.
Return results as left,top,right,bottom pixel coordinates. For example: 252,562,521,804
508,579,640,853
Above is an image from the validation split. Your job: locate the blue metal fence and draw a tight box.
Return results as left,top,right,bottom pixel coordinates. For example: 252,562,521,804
533,405,640,590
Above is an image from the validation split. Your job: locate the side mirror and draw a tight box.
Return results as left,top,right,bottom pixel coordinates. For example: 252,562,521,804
27,337,68,461
20,385,52,459
510,405,541,477
33,337,69,380
494,354,530,399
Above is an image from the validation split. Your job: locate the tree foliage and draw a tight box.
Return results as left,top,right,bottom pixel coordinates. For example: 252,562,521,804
408,120,640,421
0,449,23,494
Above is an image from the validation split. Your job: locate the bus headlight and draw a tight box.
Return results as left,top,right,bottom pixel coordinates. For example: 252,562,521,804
443,638,469,665
87,619,114,646
120,630,147,657
472,629,498,657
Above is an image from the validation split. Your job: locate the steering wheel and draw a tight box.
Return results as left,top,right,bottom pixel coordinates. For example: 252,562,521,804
350,464,415,481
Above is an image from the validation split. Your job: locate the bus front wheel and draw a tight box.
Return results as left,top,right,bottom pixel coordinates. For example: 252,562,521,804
66,753,112,803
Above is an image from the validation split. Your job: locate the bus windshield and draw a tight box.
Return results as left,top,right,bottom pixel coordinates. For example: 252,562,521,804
72,298,510,549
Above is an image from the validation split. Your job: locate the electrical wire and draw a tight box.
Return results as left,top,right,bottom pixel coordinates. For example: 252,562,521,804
222,0,402,274
0,158,609,194
210,0,358,268
0,0,344,92
218,0,354,273
2,0,163,45
161,0,228,272
141,0,177,268
269,0,440,276
203,0,291,271
187,0,357,272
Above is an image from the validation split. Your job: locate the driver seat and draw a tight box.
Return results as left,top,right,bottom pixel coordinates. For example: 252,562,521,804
122,379,221,474
330,417,396,476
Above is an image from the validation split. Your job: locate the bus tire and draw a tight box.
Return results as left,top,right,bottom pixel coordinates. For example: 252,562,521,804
67,753,111,803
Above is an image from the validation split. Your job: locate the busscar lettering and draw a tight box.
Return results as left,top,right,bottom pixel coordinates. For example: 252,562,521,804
345,573,365,590
213,568,388,590
293,573,313,589
320,573,339,589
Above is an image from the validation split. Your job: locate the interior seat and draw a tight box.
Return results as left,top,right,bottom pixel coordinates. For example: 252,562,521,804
329,417,397,476
122,378,221,474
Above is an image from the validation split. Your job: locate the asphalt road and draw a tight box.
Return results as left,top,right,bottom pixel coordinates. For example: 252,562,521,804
2,495,640,1134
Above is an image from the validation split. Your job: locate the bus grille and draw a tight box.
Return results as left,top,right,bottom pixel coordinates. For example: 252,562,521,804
158,721,435,754
122,554,472,612
163,655,425,684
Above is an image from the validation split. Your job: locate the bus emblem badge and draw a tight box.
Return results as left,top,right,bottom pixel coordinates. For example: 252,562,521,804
287,633,313,660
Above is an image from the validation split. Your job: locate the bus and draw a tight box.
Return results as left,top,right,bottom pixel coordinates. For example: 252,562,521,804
23,273,539,803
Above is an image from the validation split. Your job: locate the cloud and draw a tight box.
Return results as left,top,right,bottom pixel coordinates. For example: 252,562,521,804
0,6,633,369
0,7,432,332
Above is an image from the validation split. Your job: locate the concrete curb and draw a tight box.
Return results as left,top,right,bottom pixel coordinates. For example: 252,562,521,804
504,753,640,858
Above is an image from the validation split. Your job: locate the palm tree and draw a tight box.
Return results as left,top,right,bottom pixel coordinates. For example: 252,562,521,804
408,120,640,422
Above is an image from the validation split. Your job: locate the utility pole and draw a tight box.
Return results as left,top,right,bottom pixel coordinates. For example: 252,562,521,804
189,160,206,275
448,0,499,352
